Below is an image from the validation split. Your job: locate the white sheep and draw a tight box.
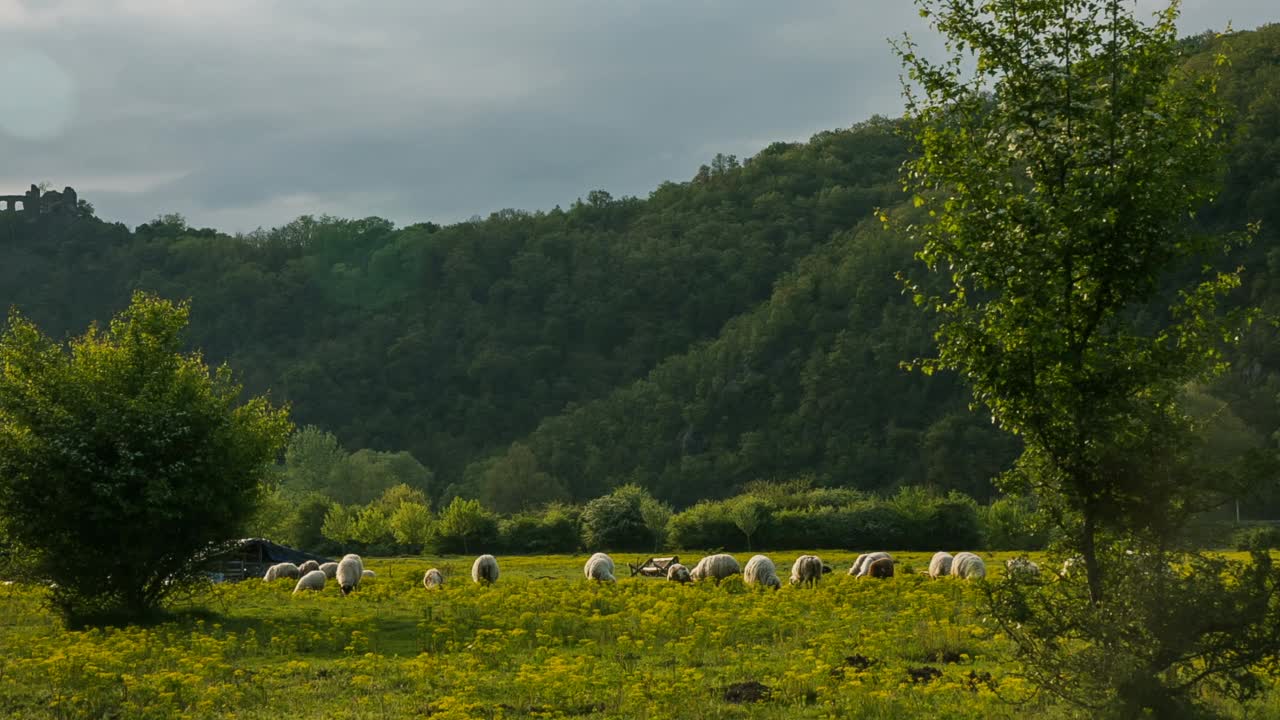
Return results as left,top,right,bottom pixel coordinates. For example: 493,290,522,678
950,551,986,580
863,557,895,579
584,552,617,583
928,552,954,579
790,555,824,587
263,562,300,582
298,560,320,575
292,569,326,594
362,569,376,579
319,562,339,579
690,554,740,583
851,552,892,577
423,568,444,589
336,555,363,595
666,563,691,583
743,555,781,589
472,554,499,584
1005,557,1040,578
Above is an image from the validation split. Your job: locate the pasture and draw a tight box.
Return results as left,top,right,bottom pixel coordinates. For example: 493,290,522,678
0,551,1275,719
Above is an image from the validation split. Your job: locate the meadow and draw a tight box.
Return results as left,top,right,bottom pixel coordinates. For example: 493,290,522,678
1,551,1275,719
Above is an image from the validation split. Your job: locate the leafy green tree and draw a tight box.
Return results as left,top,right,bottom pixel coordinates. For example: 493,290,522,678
433,497,498,554
349,506,393,548
326,449,433,505
478,442,570,514
389,502,433,549
321,504,357,546
280,426,347,494
896,1,1280,715
0,292,290,625
580,484,656,552
727,496,769,551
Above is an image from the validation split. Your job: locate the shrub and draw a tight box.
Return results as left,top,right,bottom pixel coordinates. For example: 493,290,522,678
980,497,1048,551
668,500,741,549
499,505,581,554
0,293,292,625
431,498,499,554
1233,525,1280,551
580,485,654,552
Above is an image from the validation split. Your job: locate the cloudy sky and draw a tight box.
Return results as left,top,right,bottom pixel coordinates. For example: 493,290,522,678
0,1,1273,232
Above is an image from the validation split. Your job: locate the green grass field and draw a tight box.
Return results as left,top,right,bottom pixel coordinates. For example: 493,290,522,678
1,551,1275,719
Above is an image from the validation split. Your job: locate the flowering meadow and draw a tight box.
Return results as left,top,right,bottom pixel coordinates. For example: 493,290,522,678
1,551,1275,719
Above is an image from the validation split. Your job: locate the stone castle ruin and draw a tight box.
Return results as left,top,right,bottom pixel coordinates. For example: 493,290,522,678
0,184,79,215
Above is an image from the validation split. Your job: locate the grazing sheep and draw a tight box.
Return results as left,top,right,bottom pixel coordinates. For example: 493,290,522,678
950,552,986,580
298,560,320,575
319,562,339,579
292,570,326,594
863,557,894,579
423,568,444,589
472,554,499,585
1005,557,1040,578
666,563,691,583
790,555,825,587
743,555,781,589
851,552,892,577
584,552,617,583
690,554,741,583
263,562,301,582
928,552,954,579
336,555,363,595
362,569,376,579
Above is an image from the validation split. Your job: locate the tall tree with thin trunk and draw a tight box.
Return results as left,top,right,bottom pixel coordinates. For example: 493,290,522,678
894,1,1279,716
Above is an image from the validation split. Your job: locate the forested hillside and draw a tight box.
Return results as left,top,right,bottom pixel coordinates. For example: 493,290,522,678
2,25,1278,512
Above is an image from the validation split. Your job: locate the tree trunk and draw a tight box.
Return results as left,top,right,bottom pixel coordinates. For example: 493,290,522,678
1081,507,1103,605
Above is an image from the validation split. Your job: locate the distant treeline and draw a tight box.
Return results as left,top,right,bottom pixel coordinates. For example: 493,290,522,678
1,26,1278,516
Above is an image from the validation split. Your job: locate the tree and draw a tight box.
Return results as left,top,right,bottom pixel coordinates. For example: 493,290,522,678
389,502,433,550
0,292,291,625
579,485,655,552
478,442,570,514
433,497,498,554
280,426,347,495
727,495,769,551
895,1,1279,715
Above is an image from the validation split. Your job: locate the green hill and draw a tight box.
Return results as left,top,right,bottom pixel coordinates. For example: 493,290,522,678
2,24,1278,512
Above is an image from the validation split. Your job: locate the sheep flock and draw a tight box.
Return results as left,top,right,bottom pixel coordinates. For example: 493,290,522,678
259,548,1015,600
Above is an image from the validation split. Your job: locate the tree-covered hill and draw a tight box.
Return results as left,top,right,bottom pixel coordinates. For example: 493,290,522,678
2,24,1277,511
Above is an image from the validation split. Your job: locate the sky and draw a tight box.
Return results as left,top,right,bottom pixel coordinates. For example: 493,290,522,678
0,1,1274,233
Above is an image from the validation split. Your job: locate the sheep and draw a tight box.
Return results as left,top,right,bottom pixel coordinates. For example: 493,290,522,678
851,552,892,577
472,554,499,585
848,554,868,576
319,562,339,579
362,569,376,579
336,555,363,595
584,552,617,583
1005,557,1040,578
292,569,326,594
690,554,741,583
298,560,320,575
743,555,781,589
423,568,444,589
950,551,986,580
263,562,300,582
928,552,954,579
666,563,692,583
790,555,825,587
863,557,894,579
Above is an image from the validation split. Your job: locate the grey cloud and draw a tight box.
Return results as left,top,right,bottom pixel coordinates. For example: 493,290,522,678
0,0,1274,231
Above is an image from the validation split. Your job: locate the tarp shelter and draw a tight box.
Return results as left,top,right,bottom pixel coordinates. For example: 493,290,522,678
198,538,332,582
